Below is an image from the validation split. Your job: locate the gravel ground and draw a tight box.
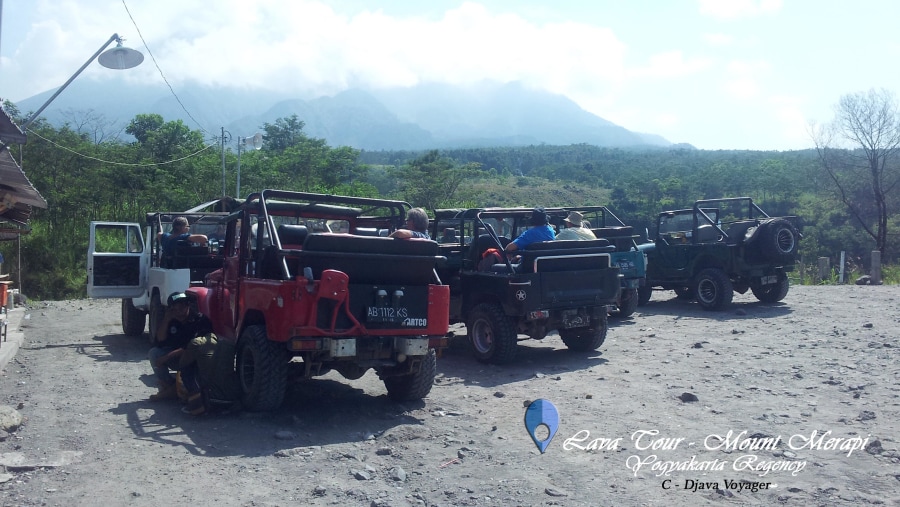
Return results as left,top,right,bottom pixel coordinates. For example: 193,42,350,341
0,284,898,507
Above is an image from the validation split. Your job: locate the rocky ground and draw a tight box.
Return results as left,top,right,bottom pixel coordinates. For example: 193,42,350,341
0,285,898,507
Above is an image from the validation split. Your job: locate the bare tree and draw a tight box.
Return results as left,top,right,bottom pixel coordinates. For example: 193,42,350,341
812,88,900,254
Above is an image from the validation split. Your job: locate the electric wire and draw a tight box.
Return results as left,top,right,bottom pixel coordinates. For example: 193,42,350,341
26,128,218,166
121,0,213,138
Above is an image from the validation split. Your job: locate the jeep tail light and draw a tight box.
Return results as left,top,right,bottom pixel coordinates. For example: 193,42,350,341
290,337,322,351
527,310,549,320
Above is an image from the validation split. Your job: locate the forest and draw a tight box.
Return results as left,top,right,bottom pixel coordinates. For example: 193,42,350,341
2,100,897,300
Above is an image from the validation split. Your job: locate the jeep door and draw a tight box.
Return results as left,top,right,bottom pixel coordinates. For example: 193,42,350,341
87,222,148,298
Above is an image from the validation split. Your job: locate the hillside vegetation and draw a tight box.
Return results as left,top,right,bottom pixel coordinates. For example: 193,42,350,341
3,104,896,299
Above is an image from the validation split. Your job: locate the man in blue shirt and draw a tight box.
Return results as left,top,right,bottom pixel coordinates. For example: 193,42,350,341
506,207,555,254
159,216,209,254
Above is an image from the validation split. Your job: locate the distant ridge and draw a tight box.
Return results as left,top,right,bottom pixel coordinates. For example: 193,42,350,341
12,79,675,151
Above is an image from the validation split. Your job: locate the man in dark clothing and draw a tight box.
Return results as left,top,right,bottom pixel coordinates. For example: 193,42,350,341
178,334,241,416
147,292,212,401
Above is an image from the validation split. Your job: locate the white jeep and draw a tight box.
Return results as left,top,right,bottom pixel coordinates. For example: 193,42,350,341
86,201,232,340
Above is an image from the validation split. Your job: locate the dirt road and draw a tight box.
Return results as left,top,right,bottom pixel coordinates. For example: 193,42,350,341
0,285,898,506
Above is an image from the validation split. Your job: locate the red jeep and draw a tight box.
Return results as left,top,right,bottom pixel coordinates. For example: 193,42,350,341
189,190,449,411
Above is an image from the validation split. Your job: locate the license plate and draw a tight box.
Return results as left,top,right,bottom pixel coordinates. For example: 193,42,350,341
760,275,778,285
366,306,408,323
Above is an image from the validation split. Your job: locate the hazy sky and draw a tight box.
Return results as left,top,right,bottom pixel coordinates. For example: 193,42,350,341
2,0,899,150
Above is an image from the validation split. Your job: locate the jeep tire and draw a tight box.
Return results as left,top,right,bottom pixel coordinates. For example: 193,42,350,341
238,324,289,411
148,294,163,344
383,348,436,401
559,314,607,351
637,285,652,306
467,303,518,364
759,219,799,262
694,268,734,311
751,272,790,303
121,298,146,337
673,286,695,300
609,288,638,318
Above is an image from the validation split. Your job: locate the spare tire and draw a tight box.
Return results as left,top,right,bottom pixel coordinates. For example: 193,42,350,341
758,219,799,262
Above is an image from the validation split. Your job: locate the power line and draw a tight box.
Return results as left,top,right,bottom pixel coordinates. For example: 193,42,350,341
26,128,218,166
121,0,213,138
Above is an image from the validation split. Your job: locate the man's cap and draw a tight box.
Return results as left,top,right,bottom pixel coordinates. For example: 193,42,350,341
167,292,189,306
529,207,549,226
565,211,584,227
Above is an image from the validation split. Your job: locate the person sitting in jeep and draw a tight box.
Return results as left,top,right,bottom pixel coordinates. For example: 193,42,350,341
158,216,208,255
556,211,596,241
389,207,431,240
505,207,555,253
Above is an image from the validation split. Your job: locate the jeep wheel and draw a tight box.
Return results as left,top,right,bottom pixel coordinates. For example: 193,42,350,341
694,268,734,311
121,298,146,337
467,303,517,364
559,314,607,351
673,286,695,300
751,272,790,303
759,219,799,262
609,288,638,318
383,348,436,401
148,294,163,344
238,324,289,411
637,285,652,306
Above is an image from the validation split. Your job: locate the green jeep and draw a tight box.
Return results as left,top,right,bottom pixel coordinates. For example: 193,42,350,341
637,197,801,311
431,207,621,364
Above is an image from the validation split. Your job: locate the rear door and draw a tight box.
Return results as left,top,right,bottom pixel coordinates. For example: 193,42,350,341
87,222,148,298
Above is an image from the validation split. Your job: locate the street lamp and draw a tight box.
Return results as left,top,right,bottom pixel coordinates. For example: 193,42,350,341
22,33,144,129
236,133,263,199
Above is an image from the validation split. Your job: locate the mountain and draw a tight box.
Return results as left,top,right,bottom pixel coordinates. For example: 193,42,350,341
11,79,676,150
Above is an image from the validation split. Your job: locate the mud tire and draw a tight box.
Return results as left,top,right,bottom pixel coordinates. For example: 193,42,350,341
383,348,437,401
609,288,638,318
759,219,799,262
121,298,146,337
559,314,607,351
467,303,518,364
751,272,790,303
694,268,734,311
237,324,289,411
637,285,652,306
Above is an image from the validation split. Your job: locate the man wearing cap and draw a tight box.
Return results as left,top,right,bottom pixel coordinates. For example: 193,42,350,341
506,207,556,253
147,292,213,402
556,211,597,241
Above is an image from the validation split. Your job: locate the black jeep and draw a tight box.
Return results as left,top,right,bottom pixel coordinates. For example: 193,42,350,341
637,197,801,310
432,208,621,364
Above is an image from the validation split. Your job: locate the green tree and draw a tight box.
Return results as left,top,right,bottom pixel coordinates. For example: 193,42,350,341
391,151,480,210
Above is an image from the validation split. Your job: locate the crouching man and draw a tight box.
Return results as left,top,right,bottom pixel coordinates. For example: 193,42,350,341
177,333,241,416
147,292,212,401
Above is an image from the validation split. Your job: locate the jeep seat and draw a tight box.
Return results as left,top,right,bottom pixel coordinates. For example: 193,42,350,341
277,224,308,249
517,239,614,273
300,234,440,285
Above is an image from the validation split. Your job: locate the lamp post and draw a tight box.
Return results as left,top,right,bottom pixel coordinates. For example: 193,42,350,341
21,33,144,129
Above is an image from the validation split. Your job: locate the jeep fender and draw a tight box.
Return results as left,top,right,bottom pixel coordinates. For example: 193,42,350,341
185,286,213,316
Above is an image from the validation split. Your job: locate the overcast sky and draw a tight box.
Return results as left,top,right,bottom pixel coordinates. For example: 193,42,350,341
2,0,899,150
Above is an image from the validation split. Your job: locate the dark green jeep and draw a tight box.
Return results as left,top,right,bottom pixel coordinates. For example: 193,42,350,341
637,197,800,311
431,207,621,364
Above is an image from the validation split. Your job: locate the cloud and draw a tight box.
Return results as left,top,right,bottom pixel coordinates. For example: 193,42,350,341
703,33,735,46
697,0,782,20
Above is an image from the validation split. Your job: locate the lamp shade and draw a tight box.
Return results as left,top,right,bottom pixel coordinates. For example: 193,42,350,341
98,45,144,70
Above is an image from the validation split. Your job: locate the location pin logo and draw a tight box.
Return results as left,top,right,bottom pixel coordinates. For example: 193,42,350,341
524,399,559,454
